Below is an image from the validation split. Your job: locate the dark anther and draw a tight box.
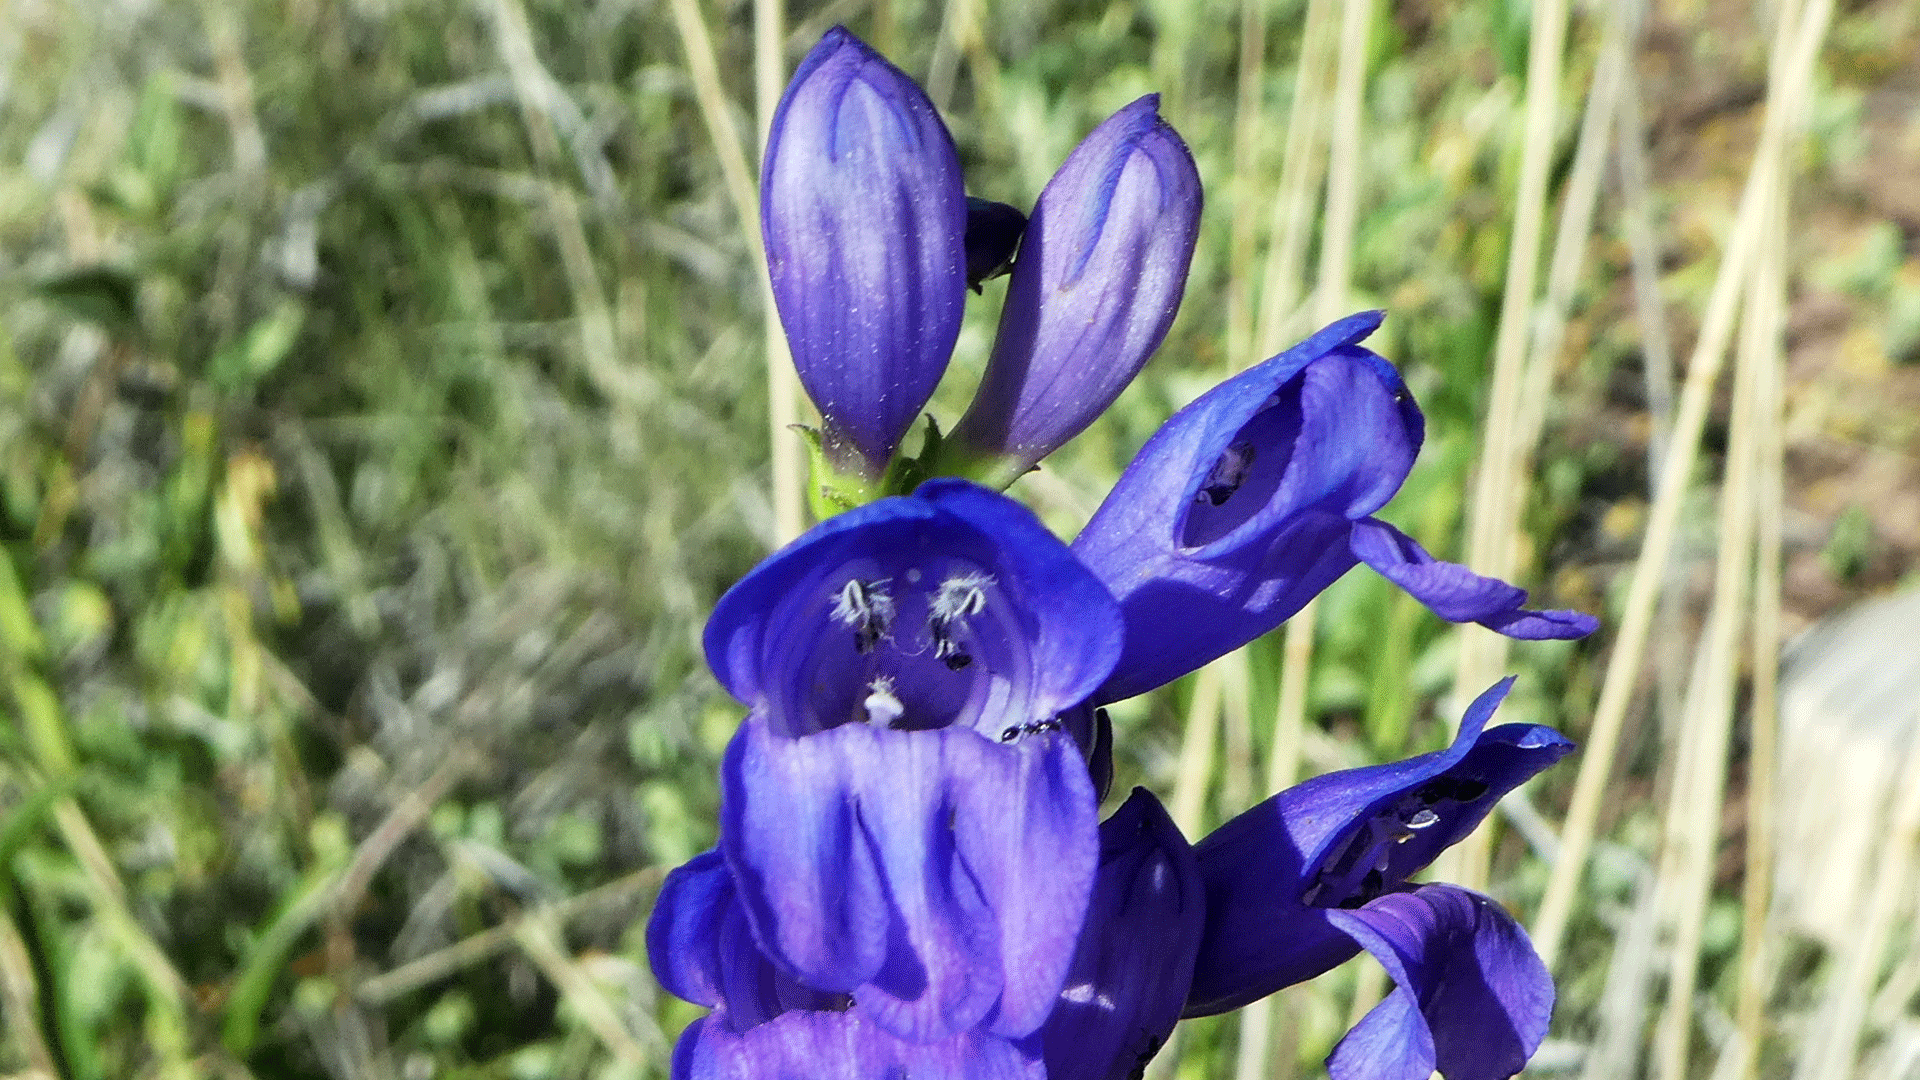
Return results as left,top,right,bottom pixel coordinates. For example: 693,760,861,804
1000,726,1022,743
1198,441,1257,506
943,652,973,671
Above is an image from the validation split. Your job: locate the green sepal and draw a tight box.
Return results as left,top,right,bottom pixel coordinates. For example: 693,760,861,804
882,414,945,498
796,426,879,519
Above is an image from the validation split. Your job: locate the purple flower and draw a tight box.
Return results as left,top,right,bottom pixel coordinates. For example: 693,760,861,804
762,28,968,478
648,788,1204,1080
1183,678,1570,1080
695,478,1123,1044
649,678,1570,1080
1073,312,1599,703
949,95,1203,484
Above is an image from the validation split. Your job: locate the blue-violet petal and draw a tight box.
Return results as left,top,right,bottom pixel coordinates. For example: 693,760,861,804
1038,788,1203,1080
953,95,1201,476
762,27,967,474
1349,517,1599,640
1324,884,1553,1080
719,714,1099,1043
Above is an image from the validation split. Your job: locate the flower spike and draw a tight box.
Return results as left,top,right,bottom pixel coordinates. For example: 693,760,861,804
949,95,1202,484
763,27,968,478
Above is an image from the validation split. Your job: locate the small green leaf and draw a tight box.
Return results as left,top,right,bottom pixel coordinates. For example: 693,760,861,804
36,266,140,339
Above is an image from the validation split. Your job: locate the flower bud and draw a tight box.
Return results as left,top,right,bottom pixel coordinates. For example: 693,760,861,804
950,95,1201,483
763,28,968,477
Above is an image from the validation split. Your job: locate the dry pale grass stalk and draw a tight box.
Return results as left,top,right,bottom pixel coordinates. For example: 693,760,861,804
0,905,61,1079
355,869,664,1005
1170,662,1226,838
1648,138,1779,1080
666,0,806,540
1252,0,1335,355
1530,0,1834,969
1737,180,1789,1080
1579,858,1661,1080
755,0,805,543
1446,0,1571,808
513,916,660,1065
1792,709,1920,1080
1224,0,1270,375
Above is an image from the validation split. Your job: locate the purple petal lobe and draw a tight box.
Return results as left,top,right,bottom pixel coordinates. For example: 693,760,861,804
763,27,967,473
720,714,1099,1043
648,851,732,1009
646,850,847,1030
1039,789,1203,1080
704,479,1122,743
1072,313,1421,701
1325,885,1553,1080
1349,518,1599,640
952,96,1202,474
676,1007,1045,1080
1186,680,1571,1015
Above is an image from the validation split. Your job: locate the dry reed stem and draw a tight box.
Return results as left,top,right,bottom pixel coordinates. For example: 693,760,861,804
513,916,660,1065
1530,0,1834,968
1611,0,1692,786
1252,0,1335,355
925,0,970,112
1737,179,1789,1080
666,0,805,540
1792,708,1920,1080
1579,858,1661,1080
355,869,664,1005
1224,0,1270,375
1448,0,1570,788
1648,135,1778,1080
1170,661,1225,838
755,0,804,543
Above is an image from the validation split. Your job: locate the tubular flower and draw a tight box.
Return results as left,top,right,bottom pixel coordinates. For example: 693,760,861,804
1073,312,1599,703
697,478,1123,1044
950,95,1203,483
762,27,968,478
648,786,1204,1080
1183,678,1570,1080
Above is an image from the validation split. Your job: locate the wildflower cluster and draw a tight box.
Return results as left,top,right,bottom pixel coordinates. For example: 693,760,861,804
648,27,1596,1080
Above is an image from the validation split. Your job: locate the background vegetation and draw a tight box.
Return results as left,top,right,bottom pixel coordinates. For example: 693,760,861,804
2,0,1917,1077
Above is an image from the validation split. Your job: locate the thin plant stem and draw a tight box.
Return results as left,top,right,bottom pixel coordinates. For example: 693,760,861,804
666,0,804,542
1252,0,1335,355
1449,0,1572,784
1530,0,1834,968
1790,705,1920,1080
1612,0,1691,773
1170,664,1225,838
1737,175,1788,1080
1648,145,1775,1080
755,0,804,543
513,916,660,1064
354,869,664,1005
1224,0,1269,374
